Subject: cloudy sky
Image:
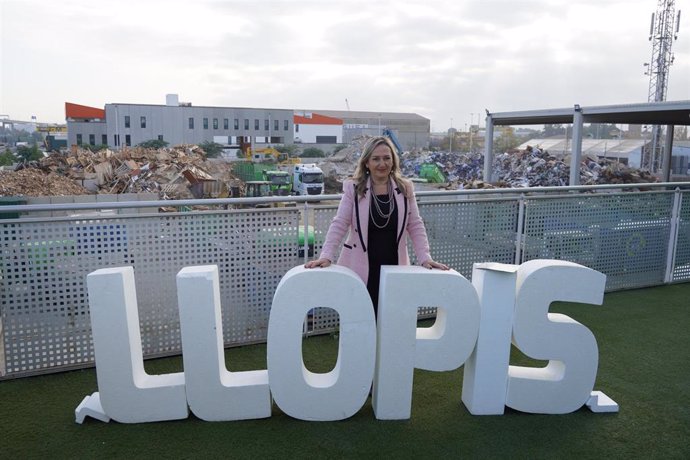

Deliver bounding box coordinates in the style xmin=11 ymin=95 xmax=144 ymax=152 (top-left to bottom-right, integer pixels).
xmin=1 ymin=0 xmax=689 ymax=131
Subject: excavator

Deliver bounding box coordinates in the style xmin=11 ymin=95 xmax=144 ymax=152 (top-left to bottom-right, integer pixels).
xmin=382 ymin=128 xmax=404 ymax=155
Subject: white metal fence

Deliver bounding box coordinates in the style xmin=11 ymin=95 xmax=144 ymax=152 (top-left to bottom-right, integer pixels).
xmin=1 ymin=183 xmax=689 ymax=378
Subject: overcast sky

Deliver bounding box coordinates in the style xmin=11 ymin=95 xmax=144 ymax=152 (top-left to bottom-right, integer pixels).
xmin=1 ymin=0 xmax=689 ymax=131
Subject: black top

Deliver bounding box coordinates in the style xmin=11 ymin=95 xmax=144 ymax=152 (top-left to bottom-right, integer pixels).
xmin=367 ymin=194 xmax=398 ymax=313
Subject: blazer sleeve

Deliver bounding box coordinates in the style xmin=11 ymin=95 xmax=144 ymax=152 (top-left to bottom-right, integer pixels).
xmin=405 ymin=184 xmax=432 ymax=265
xmin=318 ymin=180 xmax=355 ymax=262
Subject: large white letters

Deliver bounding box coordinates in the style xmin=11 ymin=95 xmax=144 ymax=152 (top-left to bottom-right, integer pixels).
xmin=462 ymin=263 xmax=518 ymax=415
xmin=77 ymin=260 xmax=617 ymax=424
xmin=506 ymin=260 xmax=606 ymax=414
xmin=83 ymin=267 xmax=188 ymax=423
xmin=267 ymin=266 xmax=376 ymax=421
xmin=374 ymin=266 xmax=480 ymax=420
xmin=177 ymin=265 xmax=271 ymax=421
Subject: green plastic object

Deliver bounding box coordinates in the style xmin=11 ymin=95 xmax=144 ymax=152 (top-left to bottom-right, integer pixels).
xmin=419 ymin=164 xmax=446 ymax=183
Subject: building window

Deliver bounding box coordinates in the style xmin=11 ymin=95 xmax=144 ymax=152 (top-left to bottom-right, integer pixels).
xmin=213 ymin=118 xmax=218 ymax=129
xmin=203 ymin=118 xmax=209 ymax=129
xmin=124 ymin=115 xmax=130 ymax=128
xmin=234 ymin=119 xmax=239 ymax=130
xmin=274 ymin=119 xmax=279 ymax=131
xmin=254 ymin=119 xmax=259 ymax=130
xmin=264 ymin=119 xmax=269 ymax=130
xmin=125 ymin=134 xmax=131 ymax=146
xmin=295 ymin=124 xmax=299 ymax=133
xmin=189 ymin=117 xmax=194 ymax=129
xmin=76 ymin=134 xmax=82 ymax=145
xmin=244 ymin=119 xmax=249 ymax=130
xmin=89 ymin=134 xmax=95 ymax=145
xmin=284 ymin=120 xmax=289 ymax=131
xmin=102 ymin=134 xmax=108 ymax=145
xmin=114 ymin=134 xmax=120 ymax=146
xmin=140 ymin=116 xmax=146 ymax=128
xmin=158 ymin=135 xmax=163 ymax=141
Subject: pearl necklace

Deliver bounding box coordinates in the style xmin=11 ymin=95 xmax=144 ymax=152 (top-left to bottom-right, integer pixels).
xmin=370 ymin=181 xmax=395 ymax=229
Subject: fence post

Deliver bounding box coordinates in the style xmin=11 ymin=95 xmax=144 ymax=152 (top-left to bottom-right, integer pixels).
xmin=664 ymin=188 xmax=682 ymax=283
xmin=514 ymin=194 xmax=526 ymax=264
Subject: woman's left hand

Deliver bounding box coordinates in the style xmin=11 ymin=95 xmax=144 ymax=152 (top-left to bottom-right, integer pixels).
xmin=421 ymin=260 xmax=449 ymax=270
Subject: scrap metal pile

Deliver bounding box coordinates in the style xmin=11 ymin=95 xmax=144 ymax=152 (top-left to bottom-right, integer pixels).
xmin=0 ymin=145 xmax=242 ymax=198
xmin=318 ymin=136 xmax=658 ymax=191
xmin=1 ymin=138 xmax=658 ymax=198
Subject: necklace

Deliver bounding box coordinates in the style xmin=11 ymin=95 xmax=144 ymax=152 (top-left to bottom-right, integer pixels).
xmin=370 ymin=181 xmax=395 ymax=229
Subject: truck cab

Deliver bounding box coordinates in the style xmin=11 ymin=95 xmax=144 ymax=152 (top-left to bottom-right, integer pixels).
xmin=292 ymin=163 xmax=324 ymax=196
xmin=263 ymin=170 xmax=292 ymax=196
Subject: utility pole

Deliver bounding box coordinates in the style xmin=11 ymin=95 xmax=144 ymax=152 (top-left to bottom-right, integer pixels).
xmin=643 ymin=0 xmax=681 ymax=171
xmin=449 ymin=118 xmax=453 ymax=154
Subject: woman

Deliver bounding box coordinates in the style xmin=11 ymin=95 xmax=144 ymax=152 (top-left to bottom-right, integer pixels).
xmin=305 ymin=136 xmax=448 ymax=313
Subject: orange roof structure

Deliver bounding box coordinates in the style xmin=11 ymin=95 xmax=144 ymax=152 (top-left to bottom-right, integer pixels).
xmin=294 ymin=113 xmax=342 ymax=125
xmin=65 ymin=102 xmax=105 ymax=120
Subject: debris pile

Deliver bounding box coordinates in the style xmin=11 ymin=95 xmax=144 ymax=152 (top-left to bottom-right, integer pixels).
xmin=318 ymin=135 xmax=659 ymax=191
xmin=492 ymin=150 xmax=658 ymax=188
xmin=1 ymin=146 xmax=243 ymax=199
xmin=0 ymin=168 xmax=89 ymax=197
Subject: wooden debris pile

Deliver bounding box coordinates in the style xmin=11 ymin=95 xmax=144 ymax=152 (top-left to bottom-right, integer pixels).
xmin=1 ymin=145 xmax=243 ymax=199
xmin=0 ymin=168 xmax=89 ymax=197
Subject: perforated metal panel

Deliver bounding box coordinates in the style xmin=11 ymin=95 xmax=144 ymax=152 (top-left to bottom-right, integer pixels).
xmin=417 ymin=199 xmax=519 ymax=277
xmin=672 ymin=191 xmax=690 ymax=281
xmin=1 ymin=188 xmax=688 ymax=378
xmin=522 ymin=192 xmax=674 ymax=291
xmin=307 ymin=205 xmax=341 ymax=333
xmin=1 ymin=219 xmax=131 ymax=374
xmin=0 ymin=208 xmax=300 ymax=375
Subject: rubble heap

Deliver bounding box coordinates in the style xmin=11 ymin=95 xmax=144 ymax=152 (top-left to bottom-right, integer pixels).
xmin=492 ymin=149 xmax=658 ymax=188
xmin=1 ymin=145 xmax=242 ymax=199
xmin=0 ymin=168 xmax=89 ymax=197
xmin=321 ymin=136 xmax=657 ymax=190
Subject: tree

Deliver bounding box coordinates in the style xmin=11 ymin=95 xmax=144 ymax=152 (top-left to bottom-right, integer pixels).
xmin=543 ymin=124 xmax=565 ymax=137
xmin=0 ymin=148 xmax=16 ymax=166
xmin=299 ymin=147 xmax=325 ymax=158
xmin=137 ymin=139 xmax=169 ymax=149
xmin=199 ymin=141 xmax=223 ymax=158
xmin=16 ymin=144 xmax=43 ymax=161
xmin=494 ymin=127 xmax=522 ymax=153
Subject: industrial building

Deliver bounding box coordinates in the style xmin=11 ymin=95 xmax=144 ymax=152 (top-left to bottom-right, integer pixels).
xmin=310 ymin=109 xmax=430 ymax=151
xmin=66 ymin=95 xmax=431 ymax=152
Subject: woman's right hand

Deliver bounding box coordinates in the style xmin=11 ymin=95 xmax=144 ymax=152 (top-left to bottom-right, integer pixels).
xmin=304 ymin=258 xmax=332 ymax=269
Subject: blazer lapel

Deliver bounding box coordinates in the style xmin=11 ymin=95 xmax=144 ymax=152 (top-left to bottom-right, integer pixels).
xmin=356 ymin=179 xmax=371 ymax=252
xmin=394 ymin=180 xmax=407 ymax=245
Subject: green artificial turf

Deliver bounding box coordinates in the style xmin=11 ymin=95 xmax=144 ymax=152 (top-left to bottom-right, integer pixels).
xmin=1 ymin=283 xmax=689 ymax=459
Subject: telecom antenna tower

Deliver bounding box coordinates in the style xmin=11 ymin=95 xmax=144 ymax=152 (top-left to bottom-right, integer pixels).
xmin=644 ymin=0 xmax=681 ymax=171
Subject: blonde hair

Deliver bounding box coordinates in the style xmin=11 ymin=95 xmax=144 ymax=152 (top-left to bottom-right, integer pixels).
xmin=353 ymin=136 xmax=410 ymax=198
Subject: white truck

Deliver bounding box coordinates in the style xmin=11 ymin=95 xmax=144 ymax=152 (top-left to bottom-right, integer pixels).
xmin=291 ymin=163 xmax=324 ymax=196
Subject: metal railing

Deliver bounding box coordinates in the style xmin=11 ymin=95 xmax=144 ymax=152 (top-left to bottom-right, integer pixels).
xmin=1 ymin=182 xmax=689 ymax=378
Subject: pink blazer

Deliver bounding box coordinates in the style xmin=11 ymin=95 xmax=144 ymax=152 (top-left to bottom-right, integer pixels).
xmin=319 ymin=177 xmax=432 ymax=284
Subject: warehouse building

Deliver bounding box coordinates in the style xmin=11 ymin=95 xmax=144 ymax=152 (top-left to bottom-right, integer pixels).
xmin=67 ymin=95 xmax=294 ymax=149
xmin=67 ymin=95 xmax=431 ymax=152
xmin=308 ymin=109 xmax=430 ymax=151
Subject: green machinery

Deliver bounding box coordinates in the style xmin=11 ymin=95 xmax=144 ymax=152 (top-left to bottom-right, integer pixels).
xmin=419 ymin=163 xmax=446 ymax=183
xmin=262 ymin=170 xmax=292 ymax=196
